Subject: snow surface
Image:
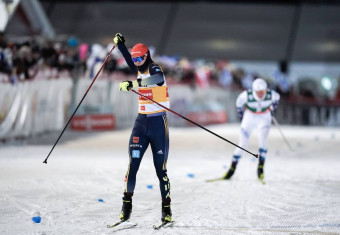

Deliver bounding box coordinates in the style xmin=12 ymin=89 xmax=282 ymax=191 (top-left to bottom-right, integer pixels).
xmin=1 ymin=124 xmax=340 ymax=235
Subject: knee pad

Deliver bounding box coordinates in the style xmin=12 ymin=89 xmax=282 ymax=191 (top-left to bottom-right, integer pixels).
xmin=232 ymin=155 xmax=241 ymax=163
xmin=259 ymin=148 xmax=267 ymax=162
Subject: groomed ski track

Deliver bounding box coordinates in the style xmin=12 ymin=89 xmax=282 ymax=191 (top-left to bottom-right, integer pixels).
xmin=1 ymin=124 xmax=339 ymax=234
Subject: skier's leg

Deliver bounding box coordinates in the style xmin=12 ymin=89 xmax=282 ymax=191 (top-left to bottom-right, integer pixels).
xmin=224 ymin=112 xmax=255 ymax=179
xmin=149 ymin=113 xmax=172 ymax=222
xmin=257 ymin=117 xmax=271 ymax=180
xmin=120 ymin=115 xmax=149 ymax=221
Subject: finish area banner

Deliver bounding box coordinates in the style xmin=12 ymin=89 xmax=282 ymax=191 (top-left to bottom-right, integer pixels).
xmin=71 ymin=114 xmax=115 ymax=131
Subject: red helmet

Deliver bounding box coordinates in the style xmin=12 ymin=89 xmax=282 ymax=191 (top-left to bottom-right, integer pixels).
xmin=131 ymin=43 xmax=148 ymax=57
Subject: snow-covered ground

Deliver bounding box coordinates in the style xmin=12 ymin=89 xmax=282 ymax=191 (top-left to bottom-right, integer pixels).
xmin=1 ymin=124 xmax=340 ymax=234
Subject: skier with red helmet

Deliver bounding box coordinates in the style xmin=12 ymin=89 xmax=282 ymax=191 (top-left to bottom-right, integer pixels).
xmin=112 ymin=33 xmax=172 ymax=226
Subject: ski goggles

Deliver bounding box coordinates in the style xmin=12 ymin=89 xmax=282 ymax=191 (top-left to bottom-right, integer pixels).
xmin=132 ymin=54 xmax=146 ymax=63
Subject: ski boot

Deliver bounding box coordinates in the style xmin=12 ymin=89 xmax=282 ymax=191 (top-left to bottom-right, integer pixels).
xmin=222 ymin=161 xmax=238 ymax=180
xmin=257 ymin=159 xmax=265 ymax=184
xmin=161 ymin=198 xmax=172 ymax=223
xmin=119 ymin=193 xmax=133 ymax=221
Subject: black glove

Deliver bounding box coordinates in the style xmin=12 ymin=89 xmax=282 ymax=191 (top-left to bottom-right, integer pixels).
xmin=271 ymin=101 xmax=279 ymax=115
xmin=237 ymin=107 xmax=244 ymax=121
xmin=113 ymin=33 xmax=125 ymax=45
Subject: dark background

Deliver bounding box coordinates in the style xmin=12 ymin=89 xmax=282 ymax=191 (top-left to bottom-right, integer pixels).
xmin=6 ymin=0 xmax=340 ymax=63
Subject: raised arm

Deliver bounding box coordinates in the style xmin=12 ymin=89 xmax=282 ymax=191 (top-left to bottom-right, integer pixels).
xmin=113 ymin=33 xmax=138 ymax=74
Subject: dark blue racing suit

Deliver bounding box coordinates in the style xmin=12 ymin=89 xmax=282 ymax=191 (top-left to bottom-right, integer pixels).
xmin=117 ymin=43 xmax=171 ymax=201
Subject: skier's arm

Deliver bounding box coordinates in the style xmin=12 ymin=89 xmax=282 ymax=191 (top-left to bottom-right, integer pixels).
xmin=235 ymin=91 xmax=247 ymax=120
xmin=271 ymin=90 xmax=280 ymax=114
xmin=143 ymin=64 xmax=165 ymax=86
xmin=118 ymin=73 xmax=164 ymax=91
xmin=113 ymin=33 xmax=138 ymax=74
xmin=139 ymin=73 xmax=164 ymax=86
xmin=125 ymin=63 xmax=165 ymax=87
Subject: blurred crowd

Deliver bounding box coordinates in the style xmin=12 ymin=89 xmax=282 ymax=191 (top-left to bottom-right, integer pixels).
xmin=0 ymin=34 xmax=288 ymax=91
xmin=0 ymin=33 xmax=86 ymax=82
xmin=1 ymin=33 xmax=340 ymax=103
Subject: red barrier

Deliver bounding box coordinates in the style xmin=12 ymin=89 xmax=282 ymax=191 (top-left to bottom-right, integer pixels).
xmin=71 ymin=114 xmax=115 ymax=131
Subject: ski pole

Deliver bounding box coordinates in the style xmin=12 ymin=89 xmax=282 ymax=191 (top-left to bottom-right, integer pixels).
xmin=272 ymin=116 xmax=294 ymax=152
xmin=43 ymin=45 xmax=116 ymax=164
xmin=130 ymin=89 xmax=258 ymax=158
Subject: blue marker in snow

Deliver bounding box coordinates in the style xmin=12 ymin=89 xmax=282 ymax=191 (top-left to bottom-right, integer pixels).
xmin=187 ymin=173 xmax=195 ymax=178
xmin=32 ymin=216 xmax=41 ymax=223
xmin=32 ymin=211 xmax=41 ymax=223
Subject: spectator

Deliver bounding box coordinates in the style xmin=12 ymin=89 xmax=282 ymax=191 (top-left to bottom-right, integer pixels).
xmin=0 ymin=32 xmax=7 ymax=48
xmin=86 ymin=44 xmax=105 ymax=79
xmin=0 ymin=43 xmax=12 ymax=76
xmin=41 ymin=41 xmax=58 ymax=68
xmin=335 ymin=76 xmax=340 ymax=102
xmin=12 ymin=45 xmax=33 ymax=80
xmin=273 ymin=69 xmax=290 ymax=98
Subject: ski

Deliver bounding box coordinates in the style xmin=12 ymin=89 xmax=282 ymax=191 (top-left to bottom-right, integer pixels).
xmin=206 ymin=177 xmax=225 ymax=182
xmin=107 ymin=221 xmax=123 ymax=228
xmin=153 ymin=221 xmax=175 ymax=230
xmin=107 ymin=220 xmax=137 ymax=229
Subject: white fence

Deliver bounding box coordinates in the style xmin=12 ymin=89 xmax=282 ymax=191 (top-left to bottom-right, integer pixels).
xmin=0 ymin=79 xmax=72 ymax=140
xmin=0 ymin=78 xmax=234 ymax=140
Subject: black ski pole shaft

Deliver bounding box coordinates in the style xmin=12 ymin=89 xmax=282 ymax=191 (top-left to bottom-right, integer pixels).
xmin=130 ymin=89 xmax=258 ymax=158
xmin=272 ymin=115 xmax=294 ymax=152
xmin=43 ymin=45 xmax=116 ymax=164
